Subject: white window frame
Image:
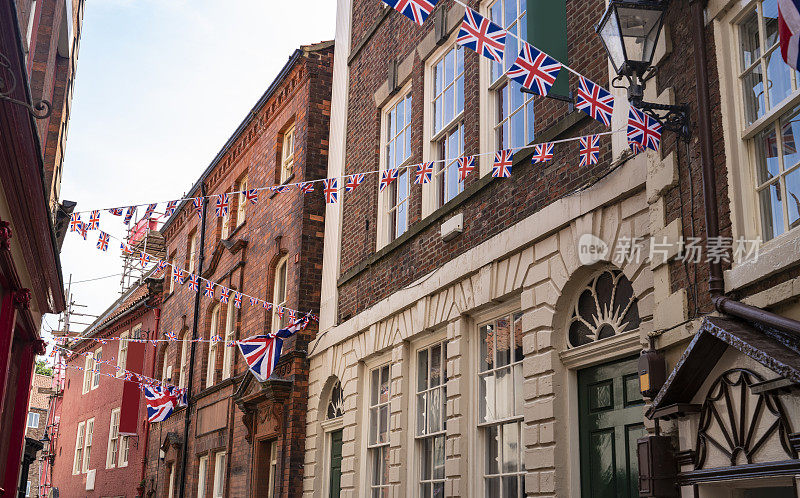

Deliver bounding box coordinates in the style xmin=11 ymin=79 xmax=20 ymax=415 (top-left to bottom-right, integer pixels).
xmin=221 ymin=192 xmax=230 ymax=240
xmin=213 ymin=451 xmax=227 ymax=498
xmin=237 ymin=176 xmax=248 ymax=228
xmin=82 ymin=355 xmax=92 ymax=394
xmin=206 ymin=305 xmax=220 ymax=388
xmin=423 ymin=40 xmax=466 ymax=217
xmin=272 ymin=256 xmax=289 ymax=332
xmin=168 ymin=256 xmax=176 ymax=294
xmin=167 ymin=464 xmax=176 ymax=498
xmin=365 ymin=362 xmax=392 ymax=497
xmin=83 ymin=417 xmax=94 ymax=473
xmin=475 ymin=311 xmax=525 ymax=498
xmin=281 ymin=125 xmax=296 ymax=184
xmin=267 ymin=440 xmax=278 ymax=498
xmin=91 ymin=348 xmax=102 ymax=390
xmin=222 ymin=302 xmax=236 ymax=380
xmin=179 ymin=332 xmax=190 ymax=389
xmin=117 ymin=330 xmax=129 ymax=378
xmin=188 ymin=231 xmax=197 ymax=273
xmin=106 ymin=408 xmax=120 ymax=469
xmin=27 ymin=411 xmax=39 ymax=428
xmin=412 ymin=336 xmax=448 ymax=498
xmin=377 ymin=86 xmax=413 ymax=249
xmin=25 ymin=480 xmax=31 ymax=497
xmin=73 ymin=421 xmax=85 ymax=474
xmin=198 ymin=454 xmax=209 ymax=498
xmin=161 ymin=346 xmax=170 ymax=382
xmin=119 ymin=431 xmax=130 ymax=468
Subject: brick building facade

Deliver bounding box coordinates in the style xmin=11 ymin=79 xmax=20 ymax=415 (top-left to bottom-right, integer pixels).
xmin=143 ymin=41 xmax=332 ymax=498
xmin=305 ymin=1 xmax=800 ymax=497
xmin=23 ymin=373 xmax=52 ymax=497
xmin=50 ymin=278 xmax=161 ymax=497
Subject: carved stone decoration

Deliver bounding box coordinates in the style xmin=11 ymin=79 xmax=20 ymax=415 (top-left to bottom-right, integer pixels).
xmin=695 ymin=369 xmax=797 ymax=469
xmin=327 ymin=380 xmax=344 ymax=419
xmin=567 ymin=269 xmax=641 ymax=348
xmin=241 ymin=410 xmax=255 ymax=443
xmin=0 ymin=220 xmax=11 ymax=250
xmin=13 ymin=288 xmax=31 ymax=311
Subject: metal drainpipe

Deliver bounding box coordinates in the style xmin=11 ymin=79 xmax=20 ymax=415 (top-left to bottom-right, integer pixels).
xmin=690 ymin=0 xmax=800 ymax=336
xmin=139 ymin=306 xmax=161 ymax=496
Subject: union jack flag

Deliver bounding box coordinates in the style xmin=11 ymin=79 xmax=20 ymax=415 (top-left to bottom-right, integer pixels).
xmin=249 ymin=296 xmax=258 ymax=306
xmin=457 ymin=8 xmax=506 ymax=63
xmin=380 ymin=168 xmax=398 ymax=192
xmin=382 ymin=0 xmax=438 ymax=26
xmin=97 ymin=338 xmax=108 ymax=345
xmin=245 ymin=189 xmax=259 ymax=204
xmin=88 ymin=210 xmax=101 ymax=230
xmin=300 ymin=182 xmax=315 ymax=194
xmin=234 ymin=292 xmax=242 ymax=309
xmin=172 ymin=267 xmax=185 ymax=285
xmin=108 ymin=208 xmax=124 ymax=216
xmin=629 ymin=141 xmax=645 ymax=155
xmin=492 ymin=149 xmax=514 ymax=178
xmin=143 ymin=203 xmax=157 ymax=220
xmin=69 ymin=213 xmax=81 ymax=232
xmin=124 ymin=206 xmax=136 ymax=225
xmin=415 ymin=162 xmax=434 ymax=185
xmin=628 ymin=106 xmax=661 ymax=151
xmin=188 ymin=274 xmax=199 ymax=292
xmin=216 ymin=193 xmax=229 ymax=217
xmin=288 ymin=309 xmax=297 ymax=323
xmin=164 ymin=200 xmax=178 ymax=217
xmin=457 ymin=156 xmax=475 ymax=182
xmin=531 ymin=143 xmax=554 ymax=163
xmin=156 ymin=259 xmax=169 ymax=272
xmin=276 ymin=306 xmax=285 ymax=319
xmin=508 ymin=43 xmax=562 ymax=96
xmin=579 ymin=135 xmax=601 ymax=167
xmin=323 ymin=179 xmax=339 ymax=204
xmin=275 ymin=185 xmax=292 ymax=194
xmin=220 ymin=287 xmax=230 ymax=304
xmin=263 ymin=301 xmax=271 ymax=311
xmin=144 ymin=384 xmax=184 ymax=422
xmin=237 ymin=316 xmax=309 ymax=382
xmin=576 ymin=76 xmax=615 ymax=127
xmin=204 ymin=281 xmax=215 ymax=298
xmin=193 ymin=197 xmax=203 ymax=219
xmin=345 ymin=174 xmax=365 ymax=192
xmin=139 ymin=252 xmax=150 ymax=267
xmin=165 ymin=331 xmax=178 ymax=341
xmin=97 ymin=231 xmax=110 ymax=251
xmin=211 ymin=334 xmax=222 ymax=343
xmin=123 ymin=371 xmax=134 ymax=382
xmin=77 ymin=222 xmax=88 ymax=240
xmin=226 ymin=341 xmax=237 ymax=348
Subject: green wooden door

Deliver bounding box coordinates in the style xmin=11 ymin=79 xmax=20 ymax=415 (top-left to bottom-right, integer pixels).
xmin=328 ymin=429 xmax=343 ymax=498
xmin=578 ymin=356 xmax=646 ymax=498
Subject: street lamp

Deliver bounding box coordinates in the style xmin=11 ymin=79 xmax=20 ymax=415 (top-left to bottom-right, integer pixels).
xmin=596 ymin=0 xmax=690 ymax=140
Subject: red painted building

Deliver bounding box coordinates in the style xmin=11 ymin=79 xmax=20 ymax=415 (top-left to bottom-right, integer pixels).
xmin=49 ymin=277 xmax=162 ymax=497
xmin=0 ymin=0 xmax=85 ymax=494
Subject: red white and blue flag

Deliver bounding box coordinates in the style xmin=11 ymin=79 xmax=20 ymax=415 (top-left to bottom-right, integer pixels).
xmin=220 ymin=287 xmax=230 ymax=304
xmin=144 ymin=385 xmax=185 ymax=423
xmin=124 ymin=206 xmax=136 ymax=225
xmin=245 ymin=189 xmax=259 ymax=204
xmin=193 ymin=197 xmax=203 ymax=219
xmin=188 ymin=274 xmax=199 ymax=292
xmin=143 ymin=203 xmax=157 ymax=220
xmin=457 ymin=8 xmax=506 ymax=64
xmin=508 ymin=43 xmax=562 ymax=96
xmin=204 ymin=281 xmax=215 ymax=298
xmin=97 ymin=231 xmax=110 ymax=252
xmin=216 ymin=193 xmax=229 ymax=217
xmin=249 ymin=296 xmax=258 ymax=307
xmin=108 ymin=208 xmax=124 ymax=216
xmin=380 ymin=168 xmax=398 ymax=192
xmin=263 ymin=301 xmax=272 ymax=311
xmin=164 ymin=200 xmax=178 ymax=218
xmin=576 ymin=76 xmax=615 ymax=127
xmin=173 ymin=267 xmax=185 ymax=285
xmin=531 ymin=143 xmax=555 ymax=164
xmin=492 ymin=149 xmax=514 ymax=178
xmin=780 ymin=0 xmax=800 ymax=71
xmin=88 ymin=210 xmax=101 ymax=230
xmin=139 ymin=252 xmax=150 ymax=267
xmin=77 ymin=222 xmax=88 ymax=240
xmin=415 ymin=162 xmax=434 ymax=184
xmin=627 ymin=106 xmax=662 ymax=151
xmin=579 ymin=135 xmax=600 ymax=167
xmin=165 ymin=331 xmax=178 ymax=341
xmin=457 ymin=156 xmax=475 ymax=182
xmin=69 ymin=213 xmax=81 ymax=232
xmin=345 ymin=174 xmax=365 ymax=192
xmin=234 ymin=292 xmax=242 ymax=309
xmin=323 ymin=179 xmax=339 ymax=204
xmin=300 ymin=182 xmax=315 ymax=194
xmin=382 ymin=0 xmax=438 ymax=26
xmin=237 ymin=316 xmax=309 ymax=382
xmin=156 ymin=259 xmax=169 ymax=272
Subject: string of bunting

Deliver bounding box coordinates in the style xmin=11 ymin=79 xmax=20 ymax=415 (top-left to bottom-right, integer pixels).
xmin=66 ymin=3 xmax=659 ymax=220
xmin=67 ymin=224 xmax=317 ymax=324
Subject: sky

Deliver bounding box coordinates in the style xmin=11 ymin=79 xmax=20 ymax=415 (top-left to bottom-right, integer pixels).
xmin=44 ymin=0 xmax=337 ymax=342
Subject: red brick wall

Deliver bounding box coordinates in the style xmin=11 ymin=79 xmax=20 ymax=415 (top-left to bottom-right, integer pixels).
xmin=143 ymin=45 xmax=332 ymax=498
xmin=51 ymin=303 xmax=159 ymax=497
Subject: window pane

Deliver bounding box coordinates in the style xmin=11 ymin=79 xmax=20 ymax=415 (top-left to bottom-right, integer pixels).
xmin=479 ymin=373 xmax=491 ymax=423
xmin=417 ymin=393 xmax=427 ymax=436
xmin=428 ymin=388 xmax=441 ymax=433
xmin=502 ymin=476 xmax=519 ymax=498
xmin=739 ymin=9 xmax=760 ymax=68
xmin=785 ymin=167 xmax=800 ymax=229
xmin=421 ymin=439 xmax=432 ymax=480
xmin=496 ymin=367 xmax=514 ymax=419
xmin=480 ymin=325 xmax=493 ymax=372
xmin=485 ymin=425 xmax=500 ymax=474
xmin=504 ymin=0 xmax=517 ymax=29
xmin=485 ymin=477 xmax=501 ymax=498
xmin=496 ymin=317 xmax=511 ymax=367
xmin=756 ymin=125 xmax=780 ymax=184
xmin=433 ymin=482 xmax=444 ymax=498
xmin=767 ymin=48 xmax=792 ymax=108
xmin=378 ymin=405 xmax=389 ymax=443
xmin=502 ymin=423 xmax=519 ymax=473
xmin=513 ymin=313 xmax=524 ymax=362
xmin=371 ymin=369 xmax=380 ymax=405
xmin=430 ymin=344 xmax=442 ymax=387
xmin=781 ymin=108 xmax=800 ymax=169
xmin=418 ymin=349 xmax=429 ymax=392
xmin=742 ymin=65 xmax=766 ymax=125
xmin=380 ymin=366 xmax=390 ymax=403
xmin=764 ymin=0 xmax=780 ymax=49
xmin=433 ymin=435 xmax=445 ymax=480
xmin=369 ymin=407 xmax=378 ymax=444
xmin=760 ymin=182 xmax=785 ymax=240
xmin=444 ymin=86 xmax=454 ymax=126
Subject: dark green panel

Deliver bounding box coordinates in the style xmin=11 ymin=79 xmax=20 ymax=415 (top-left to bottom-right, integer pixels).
xmin=526 ymin=0 xmax=569 ymax=98
xmin=589 ymin=428 xmax=617 ymax=498
xmin=329 ymin=429 xmax=343 ymax=498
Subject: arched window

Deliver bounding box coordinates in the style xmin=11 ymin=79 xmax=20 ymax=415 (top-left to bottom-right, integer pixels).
xmin=178 ymin=330 xmax=190 ymax=388
xmin=326 ymin=380 xmax=344 ymax=419
xmin=567 ymin=269 xmax=641 ymax=348
xmin=206 ymin=305 xmax=220 ymax=388
xmin=271 ymin=256 xmax=289 ymax=332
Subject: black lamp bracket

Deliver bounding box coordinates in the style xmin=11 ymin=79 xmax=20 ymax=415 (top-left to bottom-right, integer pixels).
xmin=0 ymin=51 xmax=51 ymax=119
xmin=613 ymin=72 xmax=691 ymax=142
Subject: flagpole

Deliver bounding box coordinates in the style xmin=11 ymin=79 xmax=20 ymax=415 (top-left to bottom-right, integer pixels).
xmin=178 ymin=181 xmax=207 ymax=497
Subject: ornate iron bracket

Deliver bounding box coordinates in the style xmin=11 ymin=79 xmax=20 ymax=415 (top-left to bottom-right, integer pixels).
xmin=0 ymin=52 xmax=51 ymax=119
xmin=614 ymin=73 xmax=691 ymax=142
